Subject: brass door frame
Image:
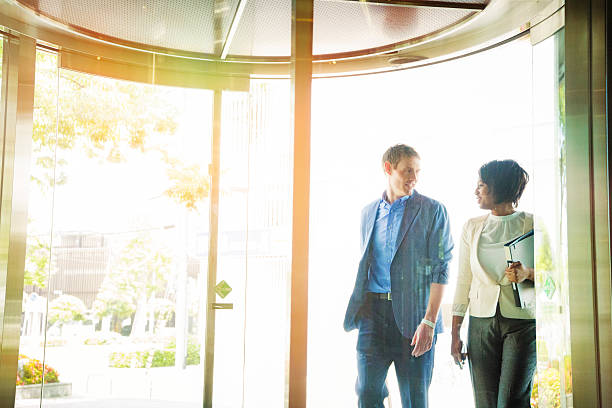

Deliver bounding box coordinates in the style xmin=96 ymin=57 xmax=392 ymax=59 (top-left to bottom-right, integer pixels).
xmin=566 ymin=0 xmax=612 ymax=407
xmin=288 ymin=1 xmax=313 ymax=406
xmin=0 ymin=33 xmax=36 ymax=408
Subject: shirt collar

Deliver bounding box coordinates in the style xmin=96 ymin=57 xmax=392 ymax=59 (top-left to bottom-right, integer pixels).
xmin=381 ymin=190 xmax=413 ymax=207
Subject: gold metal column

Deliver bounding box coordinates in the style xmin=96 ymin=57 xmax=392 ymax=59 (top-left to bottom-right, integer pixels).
xmin=0 ymin=34 xmax=36 ymax=408
xmin=203 ymin=89 xmax=222 ymax=408
xmin=565 ymin=0 xmax=612 ymax=406
xmin=288 ymin=1 xmax=313 ymax=407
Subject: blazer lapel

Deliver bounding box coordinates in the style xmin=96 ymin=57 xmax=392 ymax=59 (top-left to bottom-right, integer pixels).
xmin=471 ymin=215 xmax=499 ymax=285
xmin=360 ymin=200 xmax=379 ymax=259
xmin=392 ymin=192 xmax=422 ymax=260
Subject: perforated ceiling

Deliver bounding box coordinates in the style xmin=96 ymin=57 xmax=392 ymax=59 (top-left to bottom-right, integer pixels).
xmin=17 ymin=0 xmax=489 ymax=59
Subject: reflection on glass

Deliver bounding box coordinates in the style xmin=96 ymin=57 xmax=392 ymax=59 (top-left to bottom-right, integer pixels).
xmin=214 ymin=81 xmax=291 ymax=407
xmin=532 ymin=29 xmax=572 ymax=408
xmin=16 ymin=49 xmax=58 ymax=403
xmin=309 ymin=37 xmax=536 ymax=407
xmin=16 ymin=50 xmax=213 ymax=407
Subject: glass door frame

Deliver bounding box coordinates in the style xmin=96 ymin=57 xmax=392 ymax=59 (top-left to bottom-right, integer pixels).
xmin=3 ymin=2 xmax=611 ymax=407
xmin=0 ymin=32 xmax=36 ymax=405
xmin=565 ymin=1 xmax=612 ymax=407
xmin=531 ymin=3 xmax=612 ymax=406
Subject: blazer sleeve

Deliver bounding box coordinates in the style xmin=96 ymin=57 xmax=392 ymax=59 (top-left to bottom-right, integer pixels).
xmin=452 ymin=220 xmax=473 ymax=316
xmin=428 ymin=203 xmax=454 ymax=285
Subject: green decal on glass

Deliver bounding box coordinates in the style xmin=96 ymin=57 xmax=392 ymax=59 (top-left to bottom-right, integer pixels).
xmin=215 ymin=280 xmax=232 ymax=299
xmin=543 ymin=275 xmax=556 ymax=299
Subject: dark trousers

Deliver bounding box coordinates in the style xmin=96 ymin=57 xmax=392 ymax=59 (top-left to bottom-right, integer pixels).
xmin=356 ymin=296 xmax=436 ymax=408
xmin=468 ymin=305 xmax=536 ymax=408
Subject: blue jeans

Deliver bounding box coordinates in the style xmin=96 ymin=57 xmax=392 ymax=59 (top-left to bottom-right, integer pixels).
xmin=356 ymin=297 xmax=436 ymax=408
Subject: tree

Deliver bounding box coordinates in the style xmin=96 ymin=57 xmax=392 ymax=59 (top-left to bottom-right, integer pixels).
xmin=32 ymin=51 xmax=179 ymax=192
xmin=24 ymin=237 xmax=51 ymax=288
xmin=48 ymin=294 xmax=87 ymax=326
xmin=25 ymin=51 xmax=209 ymax=292
xmin=161 ymin=151 xmax=210 ymax=211
xmin=93 ymin=235 xmax=172 ymax=335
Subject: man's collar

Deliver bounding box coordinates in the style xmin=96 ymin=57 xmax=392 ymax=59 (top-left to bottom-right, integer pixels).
xmin=381 ymin=190 xmax=415 ymax=206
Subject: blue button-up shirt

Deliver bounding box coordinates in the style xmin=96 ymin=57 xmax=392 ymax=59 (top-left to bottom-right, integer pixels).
xmin=366 ymin=191 xmax=412 ymax=293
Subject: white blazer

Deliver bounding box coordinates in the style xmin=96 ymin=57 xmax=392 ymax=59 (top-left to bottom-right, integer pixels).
xmin=452 ymin=212 xmax=535 ymax=320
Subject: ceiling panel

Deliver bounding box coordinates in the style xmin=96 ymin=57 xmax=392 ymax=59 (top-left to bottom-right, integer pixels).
xmin=227 ymin=0 xmax=478 ymax=57
xmin=225 ymin=0 xmax=291 ymax=57
xmin=20 ymin=0 xmax=242 ymax=54
xmin=18 ymin=0 xmax=486 ymax=58
xmin=313 ymin=2 xmax=476 ymax=55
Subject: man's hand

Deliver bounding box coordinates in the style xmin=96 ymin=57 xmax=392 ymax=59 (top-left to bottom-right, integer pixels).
xmin=505 ymin=261 xmax=534 ymax=283
xmin=411 ymin=323 xmax=434 ymax=357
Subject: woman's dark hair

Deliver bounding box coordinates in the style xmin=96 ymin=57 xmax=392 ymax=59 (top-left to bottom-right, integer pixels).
xmin=478 ymin=160 xmax=529 ymax=207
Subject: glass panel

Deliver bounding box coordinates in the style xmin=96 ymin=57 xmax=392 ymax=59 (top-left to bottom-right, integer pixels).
xmin=17 ymin=53 xmax=214 ymax=407
xmin=532 ymin=29 xmax=572 ymax=408
xmin=213 ymin=80 xmax=291 ymax=407
xmin=309 ymin=37 xmax=535 ymax=407
xmin=16 ymin=48 xmax=58 ymax=406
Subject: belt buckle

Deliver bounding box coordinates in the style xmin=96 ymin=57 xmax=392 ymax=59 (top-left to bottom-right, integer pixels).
xmin=386 ymin=292 xmax=392 ymax=301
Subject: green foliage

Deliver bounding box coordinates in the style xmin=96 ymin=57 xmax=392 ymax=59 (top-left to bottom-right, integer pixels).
xmin=536 ymin=226 xmax=554 ymax=273
xmin=186 ymin=339 xmax=201 ymax=365
xmin=92 ymin=288 xmax=135 ymax=321
xmin=24 ymin=238 xmax=51 ymax=289
xmin=531 ymin=368 xmax=561 ymax=408
xmin=109 ymin=350 xmax=150 ymax=368
xmin=32 ymin=52 xmax=179 ymax=193
xmin=48 ymin=294 xmax=87 ymax=325
xmin=16 ymin=355 xmax=60 ymax=386
xmin=151 ymin=298 xmax=175 ymax=323
xmin=31 ymin=51 xmax=209 ymax=211
xmin=83 ymin=331 xmax=122 ymax=345
xmin=93 ymin=235 xmax=172 ymax=331
xmin=41 ymin=337 xmax=68 ymax=347
xmin=151 ymin=349 xmax=175 ymax=367
xmin=531 ymin=356 xmax=572 ymax=408
xmin=108 ymin=338 xmax=200 ymax=368
xmin=164 ymin=162 xmax=210 ymax=211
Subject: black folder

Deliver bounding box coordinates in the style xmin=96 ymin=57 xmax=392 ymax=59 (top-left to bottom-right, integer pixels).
xmin=504 ymin=229 xmax=535 ymax=308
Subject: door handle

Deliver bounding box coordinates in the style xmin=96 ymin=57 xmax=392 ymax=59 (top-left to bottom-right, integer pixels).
xmin=212 ymin=303 xmax=233 ymax=310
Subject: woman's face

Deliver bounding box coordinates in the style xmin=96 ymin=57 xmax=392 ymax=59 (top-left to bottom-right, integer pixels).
xmin=475 ymin=179 xmax=495 ymax=210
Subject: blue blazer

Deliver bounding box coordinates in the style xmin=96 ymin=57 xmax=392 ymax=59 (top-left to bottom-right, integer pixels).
xmin=343 ymin=190 xmax=453 ymax=338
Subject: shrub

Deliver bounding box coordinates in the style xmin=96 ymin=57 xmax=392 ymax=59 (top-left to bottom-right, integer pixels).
xmin=186 ymin=340 xmax=200 ymax=365
xmin=531 ymin=367 xmax=561 ymax=408
xmin=108 ymin=338 xmax=200 ymax=368
xmin=16 ymin=355 xmax=60 ymax=386
xmin=151 ymin=349 xmax=175 ymax=367
xmin=84 ymin=331 xmax=122 ymax=345
xmin=41 ymin=337 xmax=68 ymax=347
xmin=48 ymin=295 xmax=87 ymax=326
xmin=109 ymin=350 xmax=150 ymax=368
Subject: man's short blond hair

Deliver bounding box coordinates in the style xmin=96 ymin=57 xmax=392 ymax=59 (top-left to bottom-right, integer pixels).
xmin=382 ymin=144 xmax=420 ymax=170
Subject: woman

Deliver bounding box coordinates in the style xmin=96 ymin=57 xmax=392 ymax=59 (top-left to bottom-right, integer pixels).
xmin=450 ymin=159 xmax=536 ymax=408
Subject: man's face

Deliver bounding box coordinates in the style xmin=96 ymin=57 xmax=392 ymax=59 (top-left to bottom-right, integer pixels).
xmin=385 ymin=155 xmax=421 ymax=198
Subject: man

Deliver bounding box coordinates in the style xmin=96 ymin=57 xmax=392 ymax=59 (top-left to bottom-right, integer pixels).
xmin=344 ymin=144 xmax=453 ymax=408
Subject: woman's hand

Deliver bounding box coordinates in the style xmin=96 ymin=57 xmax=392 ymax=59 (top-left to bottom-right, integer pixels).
xmin=505 ymin=261 xmax=534 ymax=283
xmin=450 ymin=333 xmax=467 ymax=368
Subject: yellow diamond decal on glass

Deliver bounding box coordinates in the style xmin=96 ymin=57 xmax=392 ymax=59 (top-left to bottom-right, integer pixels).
xmin=215 ymin=280 xmax=232 ymax=299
